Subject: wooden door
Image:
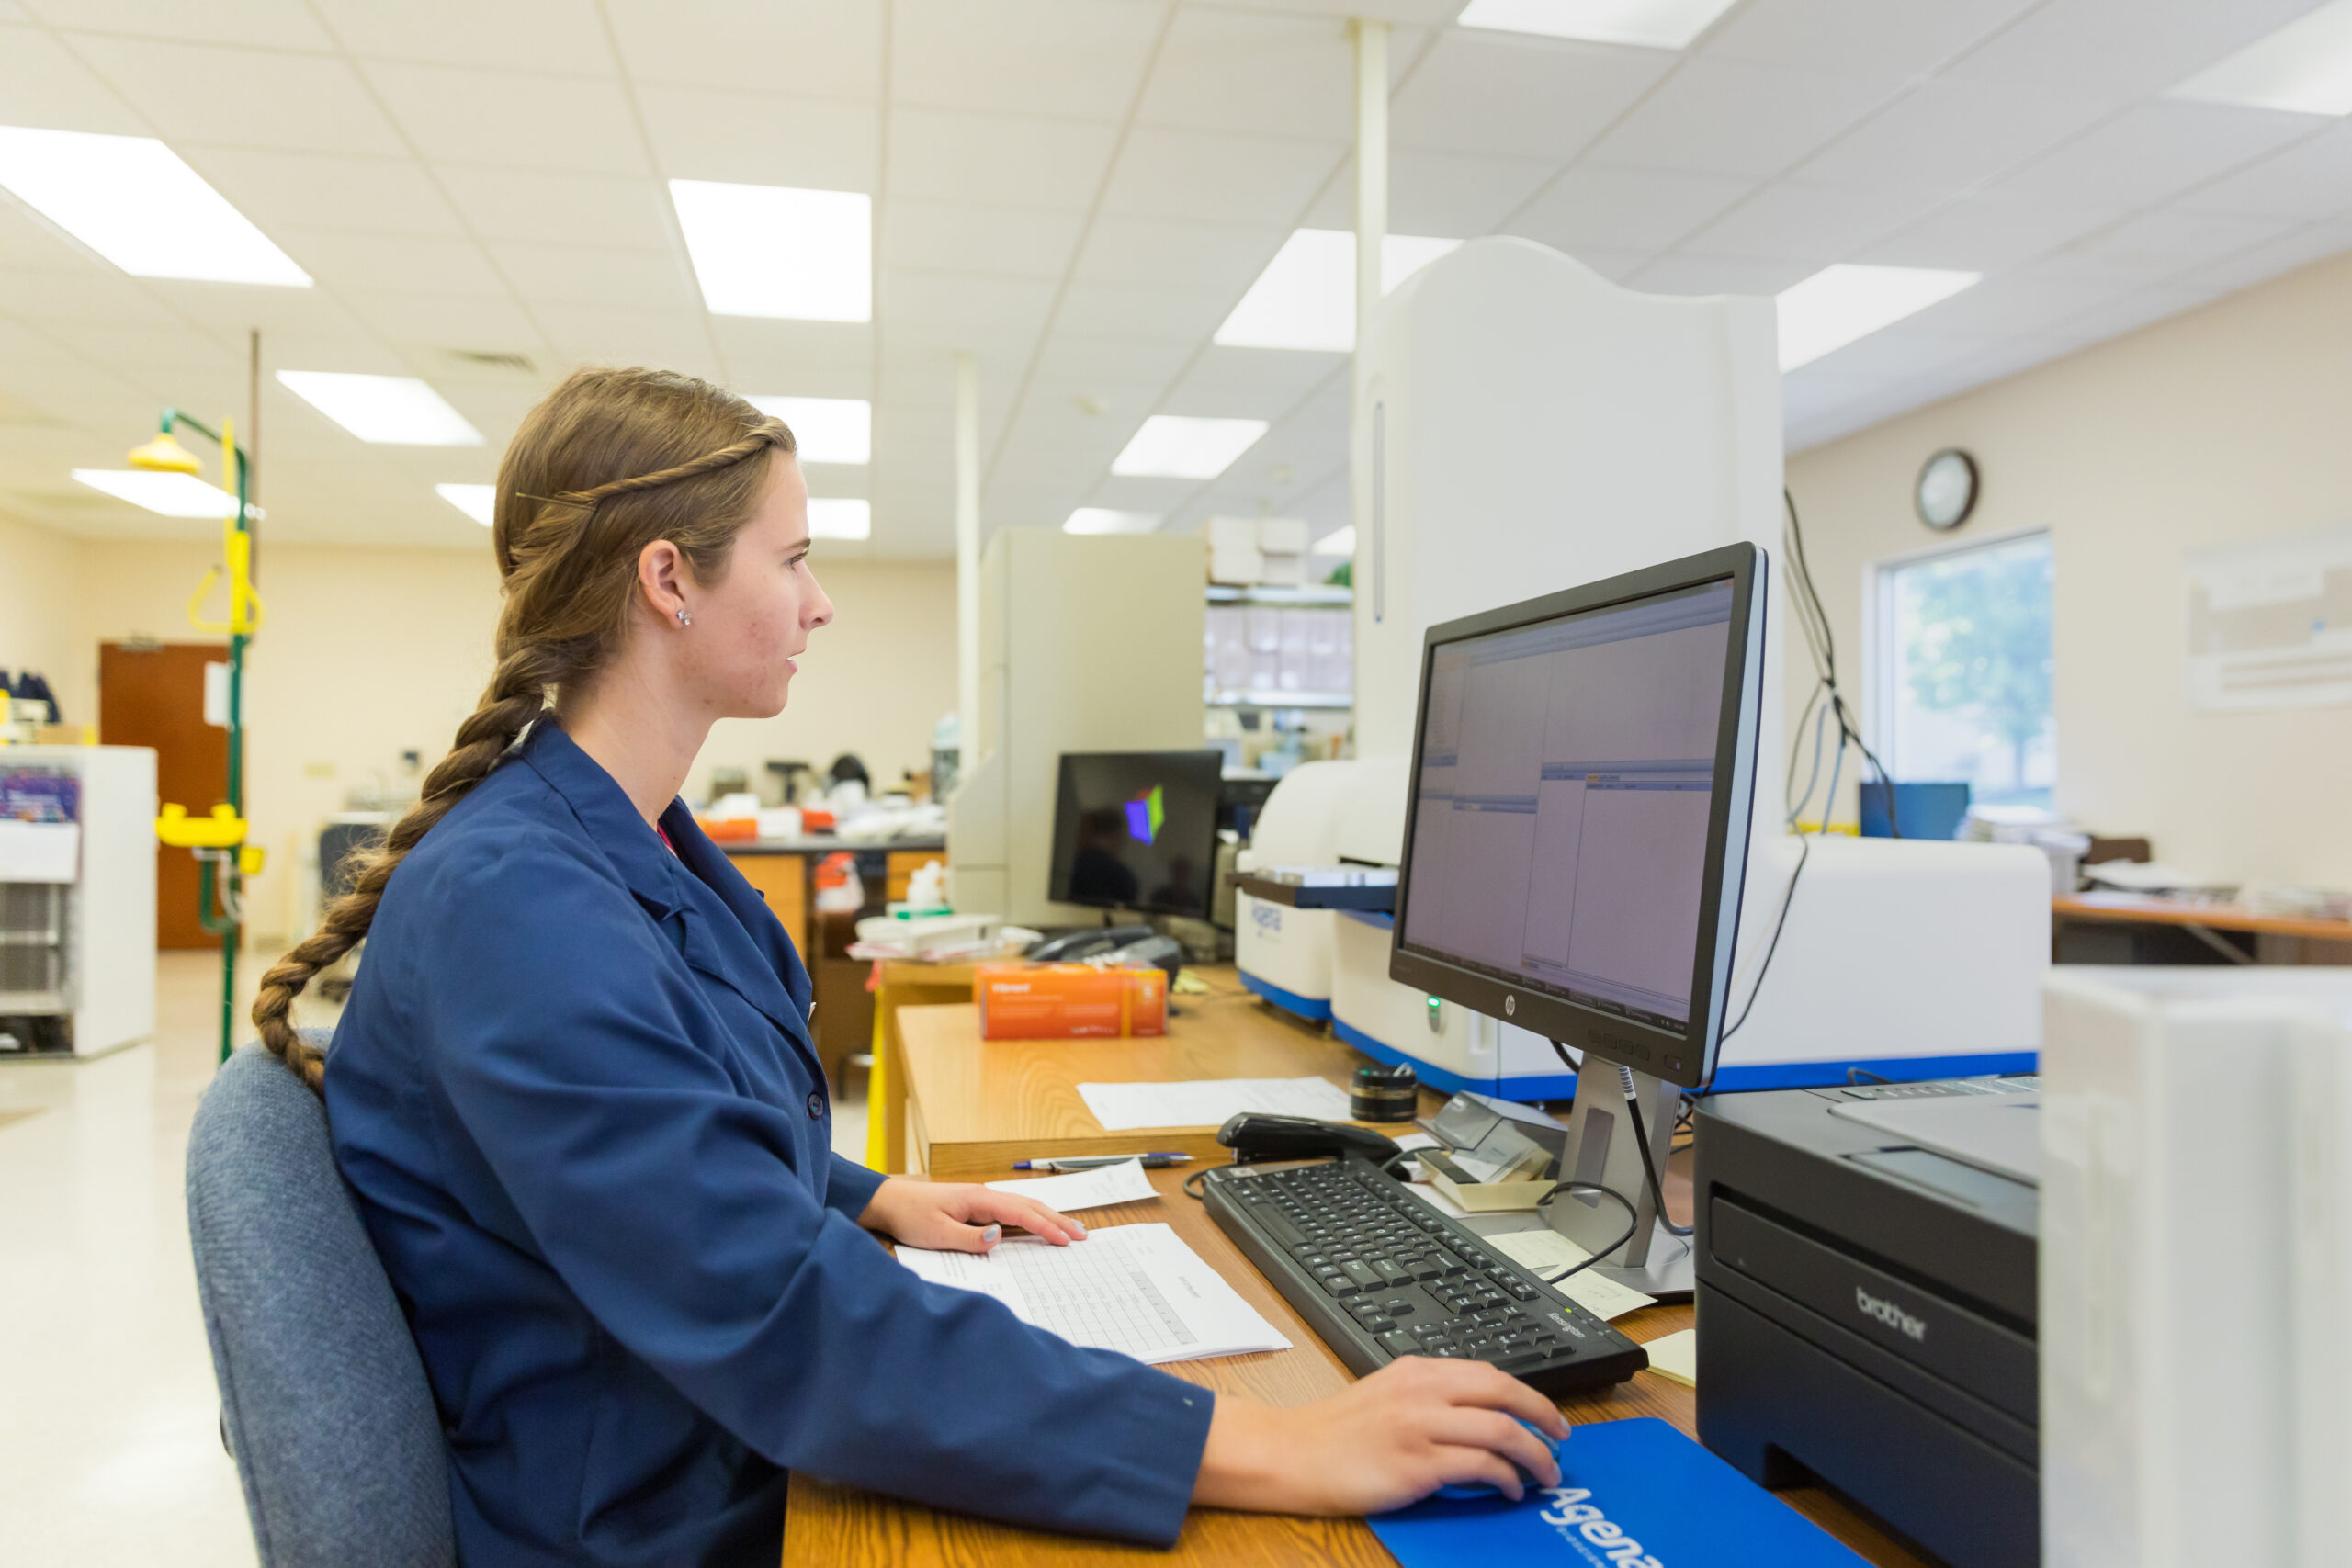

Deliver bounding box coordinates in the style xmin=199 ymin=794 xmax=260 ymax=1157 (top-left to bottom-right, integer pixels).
xmin=99 ymin=642 xmax=229 ymax=950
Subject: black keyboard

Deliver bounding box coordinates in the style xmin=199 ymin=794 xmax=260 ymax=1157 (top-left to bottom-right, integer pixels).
xmin=1202 ymin=1156 xmax=1647 ymax=1393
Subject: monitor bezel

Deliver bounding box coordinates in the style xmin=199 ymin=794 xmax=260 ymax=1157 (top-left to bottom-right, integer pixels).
xmin=1046 ymin=748 xmax=1227 ymax=919
xmin=1386 ymin=542 xmax=1766 ymax=1091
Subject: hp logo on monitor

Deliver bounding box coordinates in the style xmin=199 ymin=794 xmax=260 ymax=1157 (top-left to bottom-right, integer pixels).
xmin=1504 ymin=996 xmax=1516 ymax=1017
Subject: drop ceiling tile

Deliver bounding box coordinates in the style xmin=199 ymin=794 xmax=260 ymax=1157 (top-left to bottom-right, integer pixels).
xmin=2035 ymin=209 xmax=2298 ymax=286
xmin=888 ymin=107 xmax=1118 ymax=212
xmin=1994 ymin=101 xmax=2318 ymax=212
xmin=487 ymin=242 xmax=697 ymax=309
xmin=176 ymin=148 xmax=469 ymax=239
xmin=1685 ymin=181 xmax=1947 ymax=263
xmin=365 ymin=62 xmax=649 ymax=175
xmin=894 ymin=0 xmax=1162 ymax=120
xmin=43 ymin=320 xmax=237 ymax=374
xmin=1087 ymin=472 xmax=1209 ymax=512
xmin=0 ymin=23 xmax=145 ymax=133
xmin=1510 ymin=164 xmax=1755 ymax=254
xmin=278 ymin=231 xmax=511 ymax=296
xmin=2032 ymin=282 xmax=2215 ymax=357
xmin=635 ymin=86 xmax=876 ymax=189
xmin=1302 ymin=148 xmax=1558 ymax=234
xmin=2176 ymin=123 xmax=2352 ymax=222
xmin=1795 ymin=323 xmax=2007 ymax=381
xmin=1893 ymin=269 xmax=2116 ymax=337
xmin=1070 ymin=214 xmax=1284 ymax=291
xmin=879 ymin=270 xmax=1057 ymax=359
xmin=311 ymin=0 xmax=618 ymax=75
xmin=1392 ymin=31 xmax=1672 ymax=160
xmin=1792 ymin=75 xmax=2115 ymax=196
xmin=1626 ymin=253 xmax=1818 ymax=296
xmin=535 ymin=301 xmax=712 ymax=367
xmin=709 ymin=318 xmax=872 ymax=389
xmin=1946 ymin=0 xmax=2322 ymax=103
xmin=1699 ymin=0 xmax=2039 ymax=82
xmin=1136 ymin=8 xmax=1357 ymax=141
xmin=1584 ymin=57 xmax=1901 ymax=179
xmin=1056 ymin=279 xmax=1236 ymax=342
xmin=881 ymin=200 xmax=1084 ymax=280
xmin=159 ymin=279 xmax=383 ymax=343
xmin=1027 ymin=331 xmax=1196 ymax=390
xmin=67 ymin=36 xmax=407 ymax=154
xmin=0 ymin=202 xmax=95 ymax=271
xmin=435 ymin=167 xmax=673 ymax=246
xmin=1165 ymin=345 xmax=1342 ymax=423
xmin=2176 ymin=216 xmax=2352 ymax=298
xmin=1099 ymin=125 xmax=1342 ymax=224
xmin=1235 ymin=0 xmax=1464 ymax=23
xmin=0 ymin=263 xmax=182 ymax=325
xmin=344 ymin=290 xmax=549 ymax=353
xmin=872 ymin=345 xmax=1021 ymax=411
xmin=1860 ymin=190 xmax=2132 ymax=272
xmin=26 ymin=0 xmax=334 ymax=50
xmin=1778 ymin=363 xmax=1898 ymax=433
xmin=605 ymin=0 xmax=882 ymax=98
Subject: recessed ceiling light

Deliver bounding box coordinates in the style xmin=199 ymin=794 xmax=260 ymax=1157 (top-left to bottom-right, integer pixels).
xmin=1063 ymin=508 xmax=1162 ymax=535
xmin=74 ymin=468 xmax=253 ymax=518
xmin=1312 ymin=525 xmax=1357 ymax=557
xmin=808 ymin=498 xmax=871 ymax=540
xmin=435 ymin=483 xmax=494 ymax=525
xmin=1455 ymin=0 xmax=1740 ymax=49
xmin=1216 ymin=230 xmax=1463 ymax=353
xmin=0 ymin=126 xmax=311 ymax=287
xmin=671 ymin=179 xmax=871 ymax=322
xmin=277 ymin=371 xmax=482 ymax=446
xmin=1776 ymin=265 xmax=1980 ymax=372
xmin=1111 ymin=416 xmax=1271 ymax=480
xmin=749 ymin=395 xmax=871 ymax=464
xmin=2170 ymin=0 xmax=2352 ymax=115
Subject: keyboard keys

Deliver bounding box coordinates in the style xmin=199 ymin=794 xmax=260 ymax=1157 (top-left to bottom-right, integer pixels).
xmin=1342 ymin=1260 xmax=1382 ymax=1290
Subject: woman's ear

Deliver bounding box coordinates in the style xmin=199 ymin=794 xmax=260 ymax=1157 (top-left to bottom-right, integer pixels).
xmin=638 ymin=538 xmax=687 ymax=623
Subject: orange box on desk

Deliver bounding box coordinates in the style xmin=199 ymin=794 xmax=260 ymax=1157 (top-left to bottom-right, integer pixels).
xmin=974 ymin=964 xmax=1168 ymax=1039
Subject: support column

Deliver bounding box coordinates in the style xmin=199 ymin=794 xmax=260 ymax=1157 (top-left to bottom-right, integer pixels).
xmin=954 ymin=352 xmax=980 ymax=764
xmin=1351 ymin=18 xmax=1389 ymax=637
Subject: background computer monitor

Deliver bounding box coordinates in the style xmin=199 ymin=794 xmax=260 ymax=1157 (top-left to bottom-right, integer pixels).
xmin=1388 ymin=543 xmax=1766 ymax=1091
xmin=1048 ymin=750 xmax=1225 ymax=918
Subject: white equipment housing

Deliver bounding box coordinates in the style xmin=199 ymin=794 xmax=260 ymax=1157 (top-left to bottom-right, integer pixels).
xmin=0 ymin=745 xmax=156 ymax=1057
xmin=2039 ymin=967 xmax=2352 ymax=1568
xmin=1234 ymin=237 xmax=2048 ymax=1098
xmin=1230 ymin=760 xmax=1351 ymax=1020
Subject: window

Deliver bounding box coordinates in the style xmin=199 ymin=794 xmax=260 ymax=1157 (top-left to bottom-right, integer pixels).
xmin=1872 ymin=531 xmax=2054 ymax=809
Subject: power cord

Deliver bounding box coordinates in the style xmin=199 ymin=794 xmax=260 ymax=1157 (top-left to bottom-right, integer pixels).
xmin=1550 ymin=1040 xmax=1693 ymax=1239
xmin=1182 ymin=1168 xmax=1210 ymax=1201
xmin=1532 ymin=1181 xmax=1640 ymax=1283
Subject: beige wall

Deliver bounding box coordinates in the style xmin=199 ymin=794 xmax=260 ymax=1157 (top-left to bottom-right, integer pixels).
xmin=1787 ymin=248 xmax=2352 ymax=888
xmin=2 ymin=525 xmax=956 ymax=943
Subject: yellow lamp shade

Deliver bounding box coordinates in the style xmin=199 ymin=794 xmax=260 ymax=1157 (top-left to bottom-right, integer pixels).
xmin=128 ymin=431 xmax=202 ymax=475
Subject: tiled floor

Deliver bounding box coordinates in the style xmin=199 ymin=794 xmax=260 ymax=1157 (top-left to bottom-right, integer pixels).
xmin=0 ymin=950 xmax=869 ymax=1563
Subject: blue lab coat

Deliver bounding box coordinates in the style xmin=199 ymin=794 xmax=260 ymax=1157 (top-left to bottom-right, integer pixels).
xmin=326 ymin=722 xmax=1215 ymax=1567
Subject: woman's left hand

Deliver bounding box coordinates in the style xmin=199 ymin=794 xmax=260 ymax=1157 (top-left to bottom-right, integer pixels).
xmin=859 ymin=1177 xmax=1088 ymax=1253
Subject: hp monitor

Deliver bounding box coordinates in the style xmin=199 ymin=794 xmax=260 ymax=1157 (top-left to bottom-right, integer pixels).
xmin=1389 ymin=543 xmax=1767 ymax=1092
xmin=1047 ymin=750 xmax=1224 ymax=919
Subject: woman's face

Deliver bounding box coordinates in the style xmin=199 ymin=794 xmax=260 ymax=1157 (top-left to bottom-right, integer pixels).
xmin=682 ymin=454 xmax=834 ymax=719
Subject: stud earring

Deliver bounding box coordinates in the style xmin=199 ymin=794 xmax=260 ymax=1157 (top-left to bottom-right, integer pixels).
xmin=675 ymin=607 xmax=693 ymax=627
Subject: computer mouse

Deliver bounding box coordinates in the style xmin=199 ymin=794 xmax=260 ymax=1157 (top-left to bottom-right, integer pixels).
xmin=1431 ymin=1419 xmax=1566 ymax=1500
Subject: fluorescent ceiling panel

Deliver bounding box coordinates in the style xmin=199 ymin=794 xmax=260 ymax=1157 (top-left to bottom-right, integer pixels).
xmin=277 ymin=371 xmax=483 ymax=446
xmin=1776 ymin=265 xmax=1980 ymax=372
xmin=435 ymin=483 xmax=495 ymax=525
xmin=74 ymin=468 xmax=249 ymax=518
xmin=749 ymin=395 xmax=871 ymax=464
xmin=0 ymin=126 xmax=311 ymax=287
xmin=1312 ymin=525 xmax=1356 ymax=557
xmin=2170 ymin=0 xmax=2352 ymax=115
xmin=1216 ymin=230 xmax=1463 ymax=353
xmin=1456 ymin=0 xmax=1740 ymax=49
xmin=1063 ymin=508 xmax=1162 ymax=535
xmin=671 ymin=179 xmax=871 ymax=321
xmin=808 ymin=498 xmax=871 ymax=540
xmin=1111 ymin=416 xmax=1270 ymax=479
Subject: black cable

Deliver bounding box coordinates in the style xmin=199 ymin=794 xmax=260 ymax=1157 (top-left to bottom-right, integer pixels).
xmin=1847 ymin=1067 xmax=1891 ymax=1086
xmin=1783 ymin=488 xmax=1900 ymax=840
xmin=1722 ymin=830 xmax=1809 ymax=1041
xmin=1532 ymin=1181 xmax=1641 ymax=1282
xmin=1551 ymin=1041 xmax=1692 ymax=1239
xmin=1182 ymin=1168 xmax=1210 ymax=1201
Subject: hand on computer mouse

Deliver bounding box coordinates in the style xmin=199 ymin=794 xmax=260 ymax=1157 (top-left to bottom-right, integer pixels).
xmin=1191 ymin=1357 xmax=1567 ymax=1517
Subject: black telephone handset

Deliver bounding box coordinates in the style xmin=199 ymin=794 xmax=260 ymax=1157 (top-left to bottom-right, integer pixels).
xmin=1218 ymin=1112 xmax=1401 ymax=1167
xmin=1026 ymin=925 xmax=1156 ymax=963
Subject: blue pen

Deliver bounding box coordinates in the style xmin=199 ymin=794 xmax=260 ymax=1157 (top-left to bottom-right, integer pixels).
xmin=1012 ymin=1153 xmax=1192 ymax=1172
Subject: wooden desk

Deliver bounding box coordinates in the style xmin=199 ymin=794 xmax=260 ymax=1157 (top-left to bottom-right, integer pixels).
xmin=2053 ymin=892 xmax=2352 ymax=964
xmin=786 ymin=981 xmax=1935 ymax=1567
xmin=865 ymin=960 xmax=979 ymax=1174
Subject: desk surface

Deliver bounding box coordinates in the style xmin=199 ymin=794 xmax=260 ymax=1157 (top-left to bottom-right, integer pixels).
xmin=786 ymin=978 xmax=1936 ymax=1567
xmin=2053 ymin=891 xmax=2352 ymax=942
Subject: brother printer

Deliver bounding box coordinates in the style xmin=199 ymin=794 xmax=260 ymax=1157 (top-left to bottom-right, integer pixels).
xmin=1693 ymin=1077 xmax=2040 ymax=1568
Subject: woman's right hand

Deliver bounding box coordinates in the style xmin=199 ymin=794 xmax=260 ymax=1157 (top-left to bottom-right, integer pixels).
xmin=1191 ymin=1358 xmax=1568 ymax=1516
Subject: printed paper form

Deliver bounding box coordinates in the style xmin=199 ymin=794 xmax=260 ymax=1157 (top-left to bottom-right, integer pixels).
xmin=1643 ymin=1327 xmax=1697 ymax=1387
xmin=985 ymin=1158 xmax=1160 ymax=1212
xmin=1484 ymin=1228 xmax=1659 ymax=1321
xmin=896 ymin=1222 xmax=1293 ymax=1366
xmin=1076 ymin=1076 xmax=1352 ymax=1133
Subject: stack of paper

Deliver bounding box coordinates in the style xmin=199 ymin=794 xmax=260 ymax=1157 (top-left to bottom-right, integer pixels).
xmin=983 ymin=1158 xmax=1159 ymax=1211
xmin=1484 ymin=1228 xmax=1658 ymax=1321
xmin=897 ymin=1222 xmax=1292 ymax=1365
xmin=1077 ymin=1076 xmax=1351 ymax=1132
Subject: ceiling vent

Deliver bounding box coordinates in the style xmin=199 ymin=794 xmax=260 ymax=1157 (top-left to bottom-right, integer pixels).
xmin=443 ymin=349 xmax=537 ymax=375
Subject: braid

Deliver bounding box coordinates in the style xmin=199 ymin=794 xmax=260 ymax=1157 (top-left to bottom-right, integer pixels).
xmin=249 ymin=641 xmax=571 ymax=1090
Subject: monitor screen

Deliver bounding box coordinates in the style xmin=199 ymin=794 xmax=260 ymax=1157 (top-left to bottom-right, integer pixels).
xmin=1048 ymin=750 xmax=1224 ymax=917
xmin=1390 ymin=545 xmax=1763 ymax=1087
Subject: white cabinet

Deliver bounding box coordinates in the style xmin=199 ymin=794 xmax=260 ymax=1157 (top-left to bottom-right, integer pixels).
xmin=0 ymin=746 xmax=156 ymax=1057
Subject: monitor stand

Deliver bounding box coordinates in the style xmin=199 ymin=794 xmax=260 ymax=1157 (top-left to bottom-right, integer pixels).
xmin=1539 ymin=1051 xmax=1694 ymax=1300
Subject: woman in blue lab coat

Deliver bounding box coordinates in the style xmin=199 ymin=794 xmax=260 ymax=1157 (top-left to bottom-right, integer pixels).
xmin=251 ymin=367 xmax=1564 ymax=1567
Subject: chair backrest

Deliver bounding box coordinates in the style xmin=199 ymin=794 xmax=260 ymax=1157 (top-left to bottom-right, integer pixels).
xmin=187 ymin=1039 xmax=455 ymax=1568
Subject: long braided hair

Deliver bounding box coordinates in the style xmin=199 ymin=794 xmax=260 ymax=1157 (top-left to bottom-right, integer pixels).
xmin=251 ymin=367 xmax=797 ymax=1090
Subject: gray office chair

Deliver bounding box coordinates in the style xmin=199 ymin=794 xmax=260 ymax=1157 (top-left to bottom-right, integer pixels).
xmin=187 ymin=1036 xmax=455 ymax=1568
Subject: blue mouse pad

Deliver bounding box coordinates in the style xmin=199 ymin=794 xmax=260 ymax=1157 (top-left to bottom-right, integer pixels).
xmin=1369 ymin=1418 xmax=1869 ymax=1568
